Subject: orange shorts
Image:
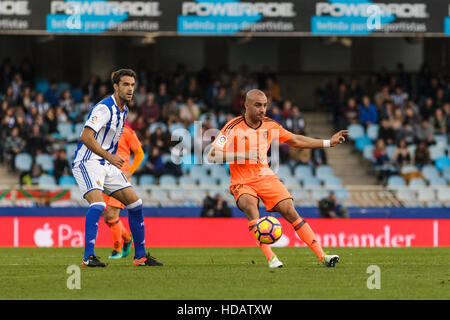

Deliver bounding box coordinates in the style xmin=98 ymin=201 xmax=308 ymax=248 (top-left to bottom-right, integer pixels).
xmin=230 ymin=176 xmax=293 ymax=212
xmin=102 ymin=193 xmax=125 ymax=210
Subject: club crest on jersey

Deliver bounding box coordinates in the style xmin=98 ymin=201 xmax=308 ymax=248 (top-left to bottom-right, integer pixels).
xmin=216 ymin=135 xmax=227 ymax=147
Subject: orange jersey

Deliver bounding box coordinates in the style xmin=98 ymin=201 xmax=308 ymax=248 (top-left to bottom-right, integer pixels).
xmin=212 ymin=115 xmax=293 ymax=185
xmin=116 ymin=126 xmax=142 ymax=172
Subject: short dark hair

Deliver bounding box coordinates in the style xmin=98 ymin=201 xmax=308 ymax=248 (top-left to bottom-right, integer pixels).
xmin=111 ymin=69 xmax=136 ymax=85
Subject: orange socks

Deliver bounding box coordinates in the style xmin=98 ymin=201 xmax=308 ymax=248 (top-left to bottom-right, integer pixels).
xmin=292 ymin=218 xmax=324 ymax=261
xmin=248 ymin=219 xmax=276 ymax=261
xmin=105 ymin=218 xmax=131 ymax=252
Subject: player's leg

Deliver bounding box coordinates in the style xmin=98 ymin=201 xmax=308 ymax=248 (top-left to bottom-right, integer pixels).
xmin=272 ymin=199 xmax=339 ymax=267
xmin=235 ymin=192 xmax=279 ymax=266
xmin=109 ymin=186 xmax=163 ymax=266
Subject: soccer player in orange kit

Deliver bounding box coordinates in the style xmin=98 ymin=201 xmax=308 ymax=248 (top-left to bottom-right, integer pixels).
xmin=208 ymin=89 xmax=349 ymax=268
xmin=102 ymin=125 xmax=144 ymax=259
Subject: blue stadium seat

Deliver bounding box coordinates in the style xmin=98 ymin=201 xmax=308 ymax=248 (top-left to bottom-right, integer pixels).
xmin=347 ymin=124 xmax=364 ymax=140
xmin=74 ymin=122 xmax=85 ymax=136
xmin=443 ymin=167 xmax=450 ymax=181
xmin=71 ymin=88 xmax=83 ymax=102
xmin=387 ymin=175 xmax=405 ymax=187
xmin=435 ymin=156 xmax=450 ymax=171
xmin=421 ymin=165 xmax=439 ymax=180
xmin=58 ymin=175 xmax=77 ymax=186
xmin=437 ymin=189 xmax=450 ymax=201
xmin=179 ymin=175 xmax=197 ymax=186
xmin=302 ymin=177 xmax=321 ymax=187
xmin=57 ymin=122 xmax=73 ymax=140
xmin=189 ymin=165 xmax=208 ymax=177
xmin=294 ymin=165 xmax=313 ymax=179
xmin=36 ymin=153 xmax=54 ymax=172
xmin=198 ymin=112 xmax=218 ymax=128
xmin=400 ymin=165 xmax=418 ymax=174
xmin=56 ymin=82 xmax=71 ymax=97
xmin=198 ymin=176 xmax=218 ymax=186
xmin=35 ymin=77 xmax=49 ymax=94
xmin=281 ymin=176 xmax=300 ymax=187
xmin=434 ymin=134 xmax=448 ymax=147
xmin=149 ymin=122 xmax=167 ymax=134
xmin=429 ymin=145 xmax=445 ymax=161
xmin=363 ymin=145 xmax=374 ymax=161
xmin=15 ymin=153 xmax=33 ymax=172
xmin=324 ymin=177 xmax=342 ymax=187
xmin=161 ymin=153 xmax=173 ymax=164
xmin=386 ymin=145 xmax=396 ymax=160
xmin=355 ymin=135 xmax=373 ymax=151
xmin=311 ymin=189 xmax=329 ymax=200
xmin=169 ymin=122 xmax=186 ymax=134
xmin=38 ymin=175 xmax=57 ymax=186
xmin=333 ymin=189 xmax=350 ymax=200
xmin=315 ymin=165 xmax=334 ymax=180
xmin=275 ymin=164 xmax=292 ymax=178
xmin=409 ymin=178 xmax=426 ymax=188
xmin=65 ymin=143 xmax=78 ymax=162
xmin=396 ymin=189 xmax=416 ymax=201
xmin=366 ymin=124 xmax=379 ymax=141
xmin=210 ymin=165 xmax=228 ymax=178
xmin=407 ymin=144 xmax=417 ymax=156
xmin=428 ymin=176 xmax=447 ymax=187
xmin=139 ymin=174 xmax=155 ymax=186
xmin=218 ymin=175 xmax=231 ymax=188
xmin=290 ymin=189 xmax=310 ymax=200
xmin=159 ymin=175 xmax=177 ymax=186
xmin=417 ymin=189 xmax=436 ymax=202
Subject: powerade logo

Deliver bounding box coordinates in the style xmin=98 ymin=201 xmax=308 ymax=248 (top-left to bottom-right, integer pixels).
xmin=311 ymin=0 xmax=429 ymax=35
xmin=178 ymin=0 xmax=296 ymax=34
xmin=46 ymin=0 xmax=161 ymax=33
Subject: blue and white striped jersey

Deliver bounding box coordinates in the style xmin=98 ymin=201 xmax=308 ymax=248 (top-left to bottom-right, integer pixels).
xmin=72 ymin=95 xmax=128 ymax=168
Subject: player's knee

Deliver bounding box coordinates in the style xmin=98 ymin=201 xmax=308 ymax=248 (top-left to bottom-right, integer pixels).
xmin=126 ymin=198 xmax=142 ymax=212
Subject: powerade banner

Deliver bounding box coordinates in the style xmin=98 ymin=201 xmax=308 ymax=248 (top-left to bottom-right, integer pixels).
xmin=0 ymin=0 xmax=450 ymax=35
xmin=306 ymin=0 xmax=446 ymax=35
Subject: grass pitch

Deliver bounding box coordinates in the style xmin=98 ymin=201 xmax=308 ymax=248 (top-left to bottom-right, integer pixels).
xmin=0 ymin=247 xmax=449 ymax=300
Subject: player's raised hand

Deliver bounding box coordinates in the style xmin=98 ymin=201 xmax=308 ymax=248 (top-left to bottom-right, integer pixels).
xmin=109 ymin=154 xmax=125 ymax=168
xmin=330 ymin=130 xmax=349 ymax=147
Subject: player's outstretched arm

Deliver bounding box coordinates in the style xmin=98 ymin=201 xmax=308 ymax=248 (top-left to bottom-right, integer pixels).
xmin=80 ymin=127 xmax=124 ymax=168
xmin=285 ymin=130 xmax=349 ymax=149
xmin=207 ymin=147 xmax=258 ymax=164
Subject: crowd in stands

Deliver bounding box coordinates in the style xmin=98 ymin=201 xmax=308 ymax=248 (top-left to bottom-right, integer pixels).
xmin=317 ymin=63 xmax=450 ymax=186
xmin=0 ymin=58 xmax=319 ymax=187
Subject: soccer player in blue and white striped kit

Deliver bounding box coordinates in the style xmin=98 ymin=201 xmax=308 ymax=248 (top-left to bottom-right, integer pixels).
xmin=72 ymin=69 xmax=163 ymax=267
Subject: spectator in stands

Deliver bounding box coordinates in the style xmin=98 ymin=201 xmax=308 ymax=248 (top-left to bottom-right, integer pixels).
xmin=76 ymin=94 xmax=93 ymax=117
xmin=378 ymin=100 xmax=394 ymax=122
xmin=201 ymin=193 xmax=232 ymax=218
xmin=318 ymin=192 xmax=349 ymax=219
xmin=60 ymin=90 xmax=75 ymax=118
xmin=430 ymin=108 xmax=447 ymax=135
xmin=396 ymin=123 xmax=415 ymax=146
xmin=150 ymin=126 xmax=171 ymax=154
xmin=26 ymin=124 xmax=48 ymax=156
xmin=232 ymin=87 xmax=246 ymax=115
xmin=2 ymin=86 xmax=15 ymax=106
xmin=20 ymin=162 xmax=42 ymax=186
xmin=415 ymin=119 xmax=434 ymax=145
xmin=374 ymin=85 xmax=391 ymax=106
xmin=359 ymin=95 xmax=378 ymax=128
xmin=19 ymin=86 xmax=32 ymax=110
xmin=140 ymin=92 xmax=160 ymax=125
xmin=372 ymin=138 xmax=390 ymax=182
xmin=179 ymin=97 xmax=200 ymax=126
xmin=155 ymin=82 xmax=170 ymax=108
xmin=53 ymin=149 xmax=71 ymax=184
xmin=284 ymin=105 xmax=305 ymax=135
xmin=414 ymin=141 xmax=431 ymax=169
xmin=184 ymin=77 xmax=203 ymax=102
xmin=420 ymin=97 xmax=435 ymax=121
xmin=133 ymin=84 xmax=147 ymax=107
xmin=388 ymin=107 xmax=403 ymax=133
xmin=390 ymin=86 xmax=408 ymax=107
xmin=55 ymin=105 xmax=69 ymax=123
xmin=4 ymin=126 xmax=25 ymax=171
xmin=378 ymin=119 xmax=396 ymax=145
xmin=44 ymin=107 xmax=58 ymax=134
xmin=289 ymin=147 xmax=311 ymax=165
xmin=280 ymin=99 xmax=292 ymax=119
xmin=392 ymin=138 xmax=414 ymax=168
xmin=348 ymin=78 xmax=363 ymax=103
xmin=311 ymin=146 xmax=327 ymax=167
xmin=45 ymin=81 xmax=59 ymax=107
xmin=205 ymin=79 xmax=221 ymax=107
xmin=264 ymin=77 xmax=281 ymax=102
xmin=30 ymin=92 xmax=50 ymax=115
xmin=161 ymin=98 xmax=181 ymax=124
xmin=26 ymin=104 xmax=39 ymax=126
xmin=267 ymin=105 xmax=282 ymax=122
xmin=212 ymin=87 xmax=233 ymax=113
xmin=15 ymin=114 xmax=28 ymax=139
xmin=143 ymin=146 xmax=166 ymax=178
xmin=339 ymin=97 xmax=359 ymax=129
xmin=403 ymin=106 xmax=420 ymax=127
xmin=130 ymin=115 xmax=148 ymax=139
xmin=83 ymin=75 xmax=100 ymax=101
xmin=11 ymin=73 xmax=24 ymax=103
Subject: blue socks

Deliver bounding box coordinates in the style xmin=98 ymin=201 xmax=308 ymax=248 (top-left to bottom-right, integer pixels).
xmin=84 ymin=202 xmax=105 ymax=259
xmin=127 ymin=199 xmax=146 ymax=259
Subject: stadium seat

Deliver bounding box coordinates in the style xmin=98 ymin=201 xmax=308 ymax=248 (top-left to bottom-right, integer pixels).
xmin=71 ymin=88 xmax=83 ymax=102
xmin=387 ymin=175 xmax=405 ymax=187
xmin=36 ymin=153 xmax=54 ymax=172
xmin=302 ymin=177 xmax=321 ymax=187
xmin=198 ymin=176 xmax=218 ymax=186
xmin=421 ymin=164 xmax=439 ymax=180
xmin=281 ymin=176 xmax=300 ymax=188
xmin=311 ymin=189 xmax=329 ymax=200
xmin=290 ymin=189 xmax=310 ymax=200
xmin=386 ymin=145 xmax=396 ymax=160
xmin=435 ymin=156 xmax=450 ymax=171
xmin=407 ymin=144 xmax=416 ymax=156
xmin=396 ymin=189 xmax=416 ymax=201
xmin=38 ymin=175 xmax=57 ymax=186
xmin=275 ymin=164 xmax=292 ymax=178
xmin=139 ymin=174 xmax=155 ymax=186
xmin=159 ymin=175 xmax=177 ymax=186
xmin=366 ymin=124 xmax=379 ymax=141
xmin=443 ymin=167 xmax=450 ymax=181
xmin=400 ymin=165 xmax=418 ymax=174
xmin=417 ymin=189 xmax=436 ymax=202
xmin=409 ymin=178 xmax=426 ymax=188
xmin=434 ymin=134 xmax=448 ymax=147
xmin=429 ymin=145 xmax=445 ymax=161
xmin=347 ymin=124 xmax=364 ymax=140
xmin=14 ymin=153 xmax=33 ymax=172
xmin=315 ymin=165 xmax=334 ymax=180
xmin=178 ymin=175 xmax=197 ymax=186
xmin=363 ymin=145 xmax=375 ymax=161
xmin=169 ymin=122 xmax=187 ymax=134
xmin=323 ymin=177 xmax=342 ymax=187
xmin=189 ymin=165 xmax=208 ymax=177
xmin=294 ymin=165 xmax=313 ymax=179
xmin=428 ymin=176 xmax=447 ymax=187
xmin=198 ymin=113 xmax=218 ymax=128
xmin=218 ymin=175 xmax=231 ymax=188
xmin=150 ymin=190 xmax=168 ymax=202
xmin=161 ymin=153 xmax=173 ymax=164
xmin=65 ymin=143 xmax=78 ymax=162
xmin=355 ymin=136 xmax=373 ymax=151
xmin=210 ymin=165 xmax=228 ymax=178
xmin=58 ymin=175 xmax=77 ymax=186
xmin=149 ymin=122 xmax=167 ymax=134
xmin=57 ymin=122 xmax=73 ymax=140
xmin=73 ymin=122 xmax=85 ymax=136
xmin=169 ymin=190 xmax=185 ymax=201
xmin=333 ymin=189 xmax=350 ymax=200
xmin=35 ymin=77 xmax=49 ymax=94
xmin=56 ymin=82 xmax=71 ymax=96
xmin=437 ymin=189 xmax=450 ymax=201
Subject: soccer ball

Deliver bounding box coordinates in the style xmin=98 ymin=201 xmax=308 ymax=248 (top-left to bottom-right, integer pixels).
xmin=254 ymin=216 xmax=282 ymax=244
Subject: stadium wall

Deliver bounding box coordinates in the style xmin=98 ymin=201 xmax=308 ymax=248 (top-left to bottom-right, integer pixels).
xmin=0 ymin=217 xmax=448 ymax=248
